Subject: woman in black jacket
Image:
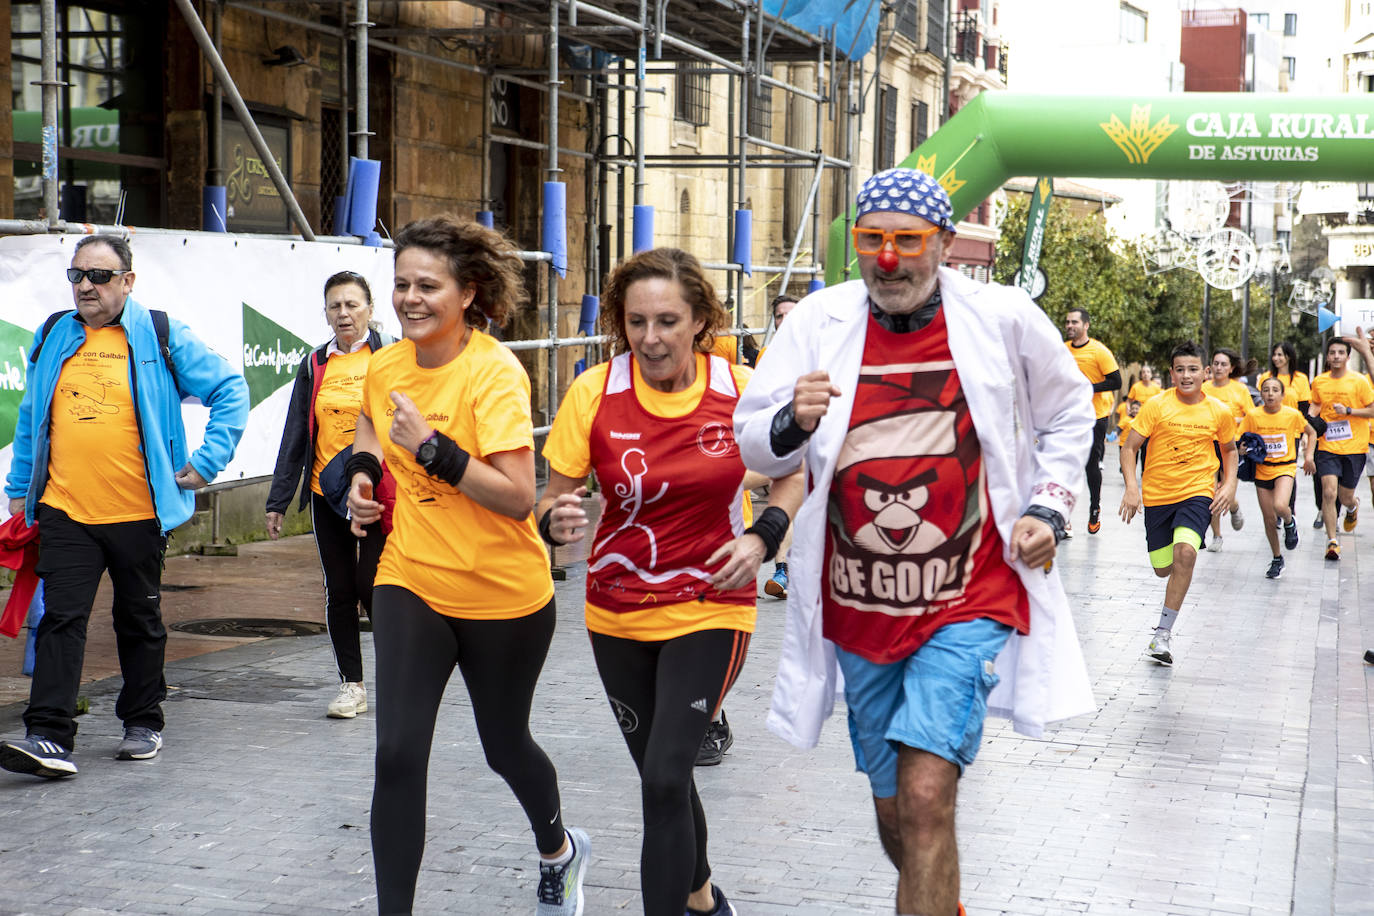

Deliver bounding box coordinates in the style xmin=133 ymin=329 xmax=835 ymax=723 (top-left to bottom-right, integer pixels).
xmin=266 ymin=271 xmax=390 ymax=719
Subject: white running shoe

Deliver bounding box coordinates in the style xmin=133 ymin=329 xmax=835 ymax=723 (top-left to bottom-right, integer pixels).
xmin=1148 ymin=629 xmax=1173 ymax=665
xmin=1206 ymin=535 xmax=1223 ymax=553
xmin=537 ymin=827 xmax=590 ymax=916
xmin=1230 ymin=505 xmax=1244 ymax=531
xmin=327 ymin=682 xmax=367 ymax=719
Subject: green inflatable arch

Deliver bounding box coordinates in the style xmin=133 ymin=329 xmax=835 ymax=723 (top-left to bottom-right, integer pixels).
xmin=826 ymin=92 xmax=1374 ymax=283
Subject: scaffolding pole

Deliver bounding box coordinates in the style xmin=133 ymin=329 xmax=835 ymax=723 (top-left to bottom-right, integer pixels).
xmin=171 ymin=0 xmax=315 ymax=240
xmin=38 ymin=0 xmax=60 ymax=226
xmin=546 ymin=0 xmax=561 ymax=432
xmin=353 ymin=0 xmax=370 ymax=160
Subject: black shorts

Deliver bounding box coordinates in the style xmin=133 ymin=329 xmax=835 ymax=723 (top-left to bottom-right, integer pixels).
xmin=1314 ymin=450 xmax=1364 ymax=490
xmin=1143 ymin=495 xmax=1212 ymax=554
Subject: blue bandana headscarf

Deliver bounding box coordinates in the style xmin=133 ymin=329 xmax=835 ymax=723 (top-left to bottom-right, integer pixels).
xmin=855 ymin=168 xmax=956 ymax=233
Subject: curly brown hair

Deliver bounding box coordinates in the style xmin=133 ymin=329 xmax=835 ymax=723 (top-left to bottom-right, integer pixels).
xmin=393 ymin=215 xmax=528 ymax=327
xmin=599 ymin=248 xmax=729 ymax=354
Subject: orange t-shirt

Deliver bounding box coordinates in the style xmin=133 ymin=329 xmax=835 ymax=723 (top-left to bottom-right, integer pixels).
xmin=42 ymin=325 xmax=156 ymax=524
xmin=1131 ymin=390 xmax=1236 ymax=506
xmin=1240 ymin=405 xmax=1307 ymax=482
xmin=311 ymin=345 xmax=373 ymax=495
xmin=1201 ymin=378 xmax=1253 ymax=425
xmin=543 ymin=354 xmax=757 ymax=641
xmin=366 ymin=333 xmax=553 ymax=620
xmin=1066 ymin=337 xmax=1119 ymax=419
xmin=1309 ymin=371 xmax=1374 ymax=456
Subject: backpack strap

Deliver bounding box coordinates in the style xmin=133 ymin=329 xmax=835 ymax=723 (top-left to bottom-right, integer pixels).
xmin=149 ymin=309 xmax=180 ymax=395
xmin=27 ymin=310 xmax=75 ymax=365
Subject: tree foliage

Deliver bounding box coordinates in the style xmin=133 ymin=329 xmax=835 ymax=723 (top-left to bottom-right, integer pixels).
xmin=993 ymin=197 xmax=1305 ymax=373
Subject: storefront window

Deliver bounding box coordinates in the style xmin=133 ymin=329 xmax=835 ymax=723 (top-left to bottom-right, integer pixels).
xmin=11 ymin=2 xmax=162 ymax=223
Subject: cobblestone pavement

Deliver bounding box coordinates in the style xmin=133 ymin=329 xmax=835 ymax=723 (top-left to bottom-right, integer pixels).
xmin=0 ymin=473 xmax=1371 ymax=915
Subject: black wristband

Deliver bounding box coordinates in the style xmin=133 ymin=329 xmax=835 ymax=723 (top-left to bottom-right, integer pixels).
xmin=769 ymin=403 xmax=813 ymax=457
xmin=420 ymin=431 xmax=471 ymax=487
xmin=744 ymin=505 xmax=791 ymax=562
xmin=538 ymin=507 xmax=563 ymax=547
xmin=343 ymin=451 xmax=382 ymax=489
xmin=1021 ymin=504 xmax=1067 ymax=544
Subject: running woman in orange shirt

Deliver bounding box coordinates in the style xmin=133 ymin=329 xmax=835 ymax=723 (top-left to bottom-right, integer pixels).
xmin=1200 ymin=348 xmax=1253 ymax=548
xmin=1239 ymin=378 xmax=1315 ymax=579
xmin=538 ymin=249 xmax=802 ymax=916
xmin=345 ymin=217 xmax=588 ymax=916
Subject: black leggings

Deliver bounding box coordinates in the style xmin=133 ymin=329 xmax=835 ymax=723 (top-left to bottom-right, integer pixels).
xmin=589 ymin=628 xmax=751 ymax=916
xmin=310 ymin=491 xmax=385 ymax=683
xmin=370 ymin=585 xmax=565 ymax=915
xmin=1085 ymin=415 xmax=1108 ymax=512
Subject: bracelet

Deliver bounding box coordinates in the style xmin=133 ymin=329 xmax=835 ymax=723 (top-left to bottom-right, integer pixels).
xmin=343 ymin=451 xmax=382 ymax=489
xmin=1021 ymin=504 xmax=1067 ymax=544
xmin=744 ymin=505 xmax=791 ymax=562
xmin=769 ymin=403 xmax=813 ymax=457
xmin=420 ymin=431 xmax=472 ymax=487
xmin=538 ymin=507 xmax=563 ymax=546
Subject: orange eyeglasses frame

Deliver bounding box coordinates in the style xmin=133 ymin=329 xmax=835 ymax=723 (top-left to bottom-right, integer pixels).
xmin=850 ymin=225 xmax=941 ymax=257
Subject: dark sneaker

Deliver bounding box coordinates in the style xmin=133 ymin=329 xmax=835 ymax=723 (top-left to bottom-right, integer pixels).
xmin=115 ymin=726 xmax=162 ymax=760
xmin=763 ymin=563 xmax=788 ymax=599
xmin=1265 ymin=556 xmax=1284 ymax=579
xmin=1087 ymin=507 xmax=1101 ymax=534
xmin=0 ymin=735 xmax=77 ymax=778
xmin=536 ymin=827 xmax=590 ymax=916
xmin=694 ymin=713 xmax=733 ymax=767
xmin=1313 ymin=512 xmax=1324 ymax=530
xmin=1284 ymin=519 xmax=1299 ymax=551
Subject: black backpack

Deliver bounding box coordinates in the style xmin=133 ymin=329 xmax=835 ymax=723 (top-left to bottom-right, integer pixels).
xmin=29 ymin=308 xmax=177 ymax=392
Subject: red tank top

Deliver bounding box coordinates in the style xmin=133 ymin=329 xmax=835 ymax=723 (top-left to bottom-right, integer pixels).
xmin=586 ymin=353 xmax=756 ymax=614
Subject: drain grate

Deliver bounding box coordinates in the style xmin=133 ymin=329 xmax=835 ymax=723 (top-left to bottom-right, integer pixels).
xmin=172 ymin=618 xmax=327 ymax=638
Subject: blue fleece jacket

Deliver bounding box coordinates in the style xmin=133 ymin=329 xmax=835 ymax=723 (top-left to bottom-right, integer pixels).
xmin=5 ymin=296 xmax=249 ymax=533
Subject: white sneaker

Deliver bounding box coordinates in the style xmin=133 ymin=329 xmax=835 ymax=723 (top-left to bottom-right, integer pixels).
xmin=1206 ymin=535 xmax=1223 ymax=552
xmin=327 ymin=682 xmax=367 ymax=719
xmin=1147 ymin=629 xmax=1173 ymax=665
xmin=1230 ymin=506 xmax=1244 ymax=531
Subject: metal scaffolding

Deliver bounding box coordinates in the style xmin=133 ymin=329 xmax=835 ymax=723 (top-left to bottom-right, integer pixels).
xmin=8 ymin=0 xmax=873 ymax=436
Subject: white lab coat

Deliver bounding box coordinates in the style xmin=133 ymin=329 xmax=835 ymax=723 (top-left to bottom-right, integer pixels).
xmin=735 ymin=268 xmax=1097 ymax=747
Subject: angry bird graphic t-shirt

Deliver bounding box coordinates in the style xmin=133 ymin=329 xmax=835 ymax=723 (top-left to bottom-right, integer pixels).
xmin=822 ymin=308 xmax=1028 ymax=665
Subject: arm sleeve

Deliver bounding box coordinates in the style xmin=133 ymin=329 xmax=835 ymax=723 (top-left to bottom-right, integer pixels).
xmin=734 ymin=299 xmax=817 ymax=477
xmin=1013 ymin=296 xmax=1095 ymax=519
xmin=168 ymin=320 xmax=249 ymax=483
xmin=265 ymin=356 xmax=314 ymax=513
xmin=1092 ymin=368 xmax=1122 ymax=393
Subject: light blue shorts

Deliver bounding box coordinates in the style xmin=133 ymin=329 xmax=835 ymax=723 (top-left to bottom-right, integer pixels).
xmin=835 ymin=618 xmax=1013 ymax=798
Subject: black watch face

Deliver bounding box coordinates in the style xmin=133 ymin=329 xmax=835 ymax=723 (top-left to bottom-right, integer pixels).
xmin=417 ymin=441 xmax=437 ymax=464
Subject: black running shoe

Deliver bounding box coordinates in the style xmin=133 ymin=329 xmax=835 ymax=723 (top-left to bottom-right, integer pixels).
xmin=1265 ymin=556 xmax=1283 ymax=579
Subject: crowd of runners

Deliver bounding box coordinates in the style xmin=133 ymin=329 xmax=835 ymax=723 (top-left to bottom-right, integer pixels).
xmin=1 ymin=166 xmax=1371 ymax=916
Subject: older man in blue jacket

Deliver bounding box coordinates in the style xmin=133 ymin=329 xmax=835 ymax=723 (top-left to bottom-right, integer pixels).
xmin=1 ymin=234 xmax=248 ymax=779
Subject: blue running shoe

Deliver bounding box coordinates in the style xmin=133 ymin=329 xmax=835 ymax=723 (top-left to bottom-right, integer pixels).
xmin=537 ymin=827 xmax=590 ymax=916
xmin=764 ymin=563 xmax=788 ymax=599
xmin=0 ymin=735 xmax=77 ymax=778
xmin=115 ymin=726 xmax=162 ymax=761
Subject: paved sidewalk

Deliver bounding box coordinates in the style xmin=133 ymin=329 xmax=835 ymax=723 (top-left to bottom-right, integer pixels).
xmin=0 ymin=473 xmax=1371 ymax=915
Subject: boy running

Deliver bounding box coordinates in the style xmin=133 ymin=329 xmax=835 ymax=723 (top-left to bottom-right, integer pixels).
xmin=1119 ymin=342 xmax=1238 ymax=665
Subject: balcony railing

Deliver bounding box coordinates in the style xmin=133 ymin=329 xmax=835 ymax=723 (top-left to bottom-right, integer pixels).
xmin=954 ymin=10 xmax=981 ymax=65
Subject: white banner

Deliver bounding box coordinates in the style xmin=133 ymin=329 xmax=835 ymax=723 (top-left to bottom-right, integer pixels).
xmin=0 ymin=233 xmax=401 ymax=493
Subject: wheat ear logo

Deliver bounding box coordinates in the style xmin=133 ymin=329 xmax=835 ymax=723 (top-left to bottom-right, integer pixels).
xmin=1100 ymin=104 xmax=1179 ymax=165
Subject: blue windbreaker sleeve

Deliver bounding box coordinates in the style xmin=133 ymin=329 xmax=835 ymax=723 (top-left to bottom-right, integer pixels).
xmin=167 ymin=319 xmax=249 ymax=481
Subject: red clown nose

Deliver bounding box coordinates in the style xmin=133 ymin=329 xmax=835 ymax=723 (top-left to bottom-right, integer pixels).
xmin=876 ymin=249 xmax=899 ymax=272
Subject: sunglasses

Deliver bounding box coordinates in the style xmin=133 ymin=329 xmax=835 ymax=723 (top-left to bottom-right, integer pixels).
xmin=67 ymin=267 xmax=129 ymax=285
xmin=850 ymin=226 xmax=940 ymax=257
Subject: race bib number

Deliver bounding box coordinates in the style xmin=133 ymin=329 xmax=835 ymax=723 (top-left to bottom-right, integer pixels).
xmin=1262 ymin=434 xmax=1287 ymax=457
xmin=1325 ymin=418 xmax=1352 ymax=442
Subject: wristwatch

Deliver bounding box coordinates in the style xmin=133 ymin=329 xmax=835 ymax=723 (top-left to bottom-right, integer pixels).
xmin=415 ymin=431 xmax=439 ymax=467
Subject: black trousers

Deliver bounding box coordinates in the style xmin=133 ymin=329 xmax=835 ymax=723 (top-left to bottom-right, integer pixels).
xmin=1085 ymin=415 xmax=1109 ymax=513
xmin=310 ymin=491 xmax=385 ymax=683
xmin=370 ymin=586 xmax=565 ymax=915
xmin=589 ymin=628 xmax=750 ymax=916
xmin=28 ymin=504 xmax=168 ymax=750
